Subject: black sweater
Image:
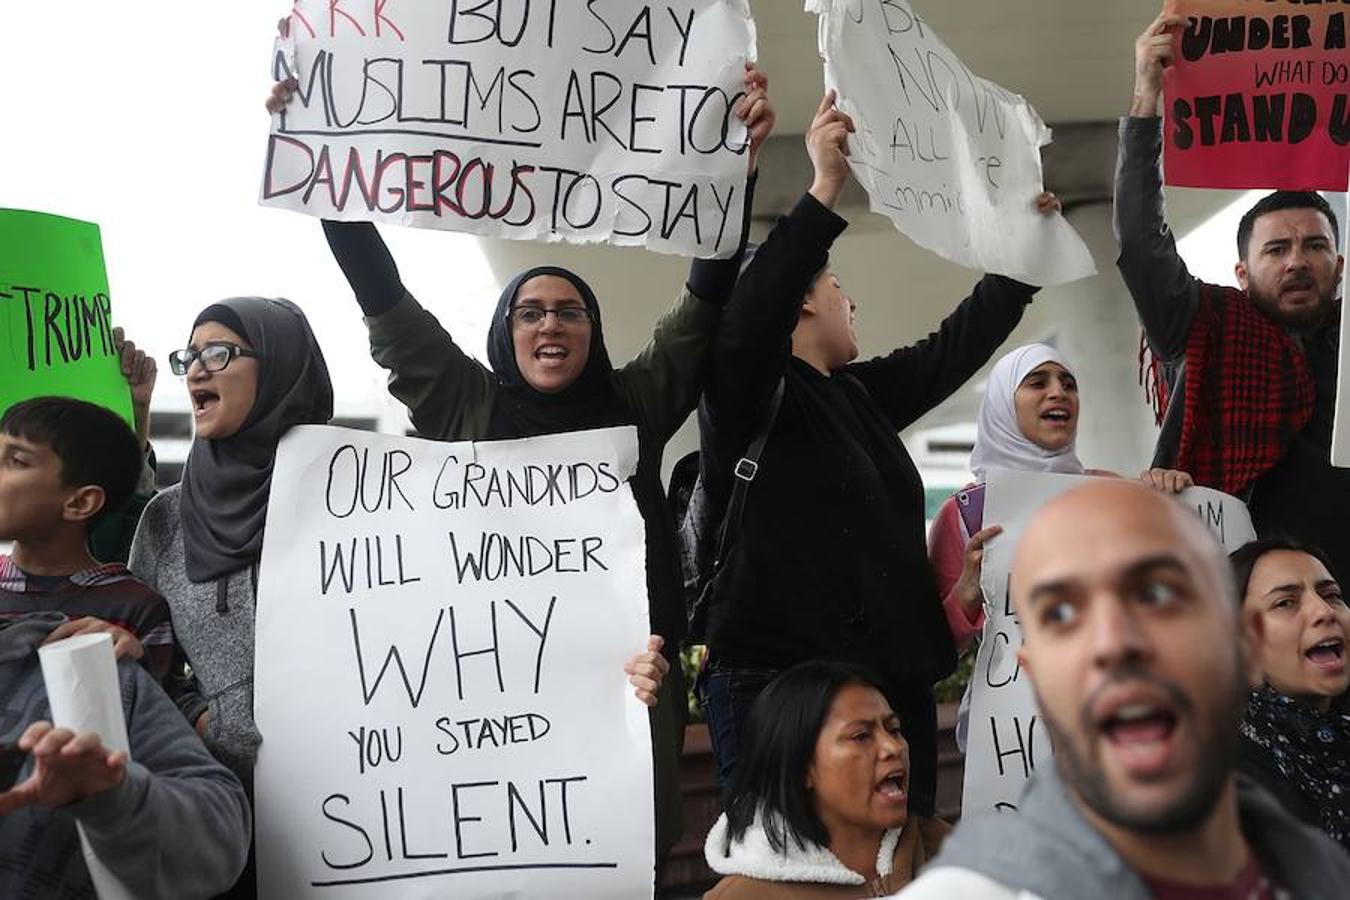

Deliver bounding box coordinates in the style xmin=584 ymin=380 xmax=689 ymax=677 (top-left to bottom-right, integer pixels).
xmin=700 ymin=193 xmax=1036 ymax=687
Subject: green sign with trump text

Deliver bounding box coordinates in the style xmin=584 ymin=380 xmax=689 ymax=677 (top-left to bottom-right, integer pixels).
xmin=0 ymin=209 xmax=132 ymax=425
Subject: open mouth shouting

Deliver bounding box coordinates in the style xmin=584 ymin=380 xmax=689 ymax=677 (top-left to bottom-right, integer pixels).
xmin=1279 ymin=277 xmax=1317 ymax=302
xmin=534 ymin=344 xmax=570 ymax=367
xmin=1040 ymin=406 xmax=1073 ymax=426
xmin=874 ymin=766 xmax=908 ymax=808
xmin=1094 ymin=686 xmax=1185 ymax=780
xmin=191 ymin=388 xmax=220 ymax=419
xmin=1305 ymin=636 xmax=1346 ymax=674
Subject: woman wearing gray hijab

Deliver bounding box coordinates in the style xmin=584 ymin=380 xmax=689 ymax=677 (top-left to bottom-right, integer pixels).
xmin=129 ymin=297 xmax=333 ymax=899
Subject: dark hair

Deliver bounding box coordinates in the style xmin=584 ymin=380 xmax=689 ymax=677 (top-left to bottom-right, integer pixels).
xmin=1236 ymin=191 xmax=1339 ymax=260
xmin=739 ymin=244 xmax=831 ymax=305
xmin=1229 ymin=537 xmax=1340 ymax=606
xmin=1 ymin=396 xmax=142 ymax=529
xmin=723 ymin=660 xmax=893 ymax=855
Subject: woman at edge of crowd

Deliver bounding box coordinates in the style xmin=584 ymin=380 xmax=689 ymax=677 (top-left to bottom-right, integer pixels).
xmin=127 ymin=297 xmax=333 ymax=899
xmin=128 ymin=298 xmax=673 ymax=898
xmin=1229 ymin=537 xmax=1350 ymax=851
xmin=267 ymin=62 xmax=777 ymax=865
xmin=694 ymin=89 xmax=1059 ymax=817
xmin=703 ymin=660 xmax=950 ymax=899
xmin=926 ymin=343 xmax=1193 ymax=747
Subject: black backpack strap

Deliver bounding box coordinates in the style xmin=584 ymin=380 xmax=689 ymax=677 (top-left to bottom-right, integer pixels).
xmin=712 ymin=377 xmax=785 ymax=565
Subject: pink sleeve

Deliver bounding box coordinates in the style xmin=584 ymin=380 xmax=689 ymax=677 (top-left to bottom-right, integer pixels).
xmin=928 ymin=497 xmax=984 ymax=649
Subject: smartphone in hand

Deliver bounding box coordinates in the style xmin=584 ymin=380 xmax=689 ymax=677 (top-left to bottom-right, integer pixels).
xmin=0 ymin=742 xmax=26 ymax=790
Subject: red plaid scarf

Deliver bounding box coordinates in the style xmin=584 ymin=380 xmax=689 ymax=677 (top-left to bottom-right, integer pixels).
xmin=1146 ymin=284 xmax=1315 ymax=496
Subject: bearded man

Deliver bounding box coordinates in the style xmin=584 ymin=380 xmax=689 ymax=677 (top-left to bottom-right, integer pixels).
xmin=1115 ymin=14 xmax=1347 ymax=576
xmin=896 ymin=481 xmax=1350 ymax=898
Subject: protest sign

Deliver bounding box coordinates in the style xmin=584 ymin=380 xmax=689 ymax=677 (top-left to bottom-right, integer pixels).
xmin=252 ymin=425 xmax=655 ymax=899
xmin=805 ymin=0 xmax=1096 ymax=286
xmin=1331 ymin=183 xmax=1350 ymax=467
xmin=1163 ymin=0 xmax=1349 ymax=191
xmin=0 ymin=209 xmax=132 ymax=424
xmin=961 ymin=469 xmax=1257 ymax=816
xmin=260 ymin=1 xmax=756 ymax=258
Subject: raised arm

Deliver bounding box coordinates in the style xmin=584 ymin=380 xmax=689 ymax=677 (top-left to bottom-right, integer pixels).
xmin=616 ymin=64 xmax=774 ymax=443
xmin=322 ymin=220 xmax=495 ymax=440
xmin=847 ymin=273 xmax=1036 ymax=431
xmin=703 ymin=91 xmax=852 ymax=448
xmin=1114 ymin=13 xmax=1200 ymax=363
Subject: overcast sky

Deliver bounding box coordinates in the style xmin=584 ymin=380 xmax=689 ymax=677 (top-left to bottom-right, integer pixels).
xmin=2 ymin=2 xmax=496 ymax=420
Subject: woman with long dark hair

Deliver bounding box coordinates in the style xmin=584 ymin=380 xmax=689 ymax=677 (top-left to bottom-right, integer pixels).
xmin=704 ymin=660 xmax=949 ymax=898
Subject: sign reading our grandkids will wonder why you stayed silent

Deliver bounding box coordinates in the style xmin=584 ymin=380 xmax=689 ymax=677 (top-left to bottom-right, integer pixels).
xmin=804 ymin=0 xmax=1097 ymax=287
xmin=0 ymin=209 xmax=133 ymax=425
xmin=1163 ymin=0 xmax=1349 ymax=191
xmin=260 ymin=0 xmax=756 ymax=258
xmin=962 ymin=470 xmax=1257 ymax=817
xmin=251 ymin=425 xmax=655 ymax=899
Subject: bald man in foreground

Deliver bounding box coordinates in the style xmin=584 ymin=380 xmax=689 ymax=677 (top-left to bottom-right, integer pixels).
xmin=897 ymin=481 xmax=1349 ymax=899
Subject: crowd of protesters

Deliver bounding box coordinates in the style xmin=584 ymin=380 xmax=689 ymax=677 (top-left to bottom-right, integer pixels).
xmin=1 ymin=10 xmax=1346 ymax=899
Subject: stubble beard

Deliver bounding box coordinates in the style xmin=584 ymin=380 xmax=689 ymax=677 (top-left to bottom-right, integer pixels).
xmin=1035 ymin=665 xmax=1246 ymax=836
xmin=1247 ymin=281 xmax=1337 ymax=332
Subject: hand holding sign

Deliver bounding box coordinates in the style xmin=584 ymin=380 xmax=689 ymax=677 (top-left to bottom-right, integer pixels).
xmin=112 ymin=327 xmax=155 ymax=451
xmin=740 ymin=63 xmax=774 ymax=175
xmin=1131 ymin=12 xmax=1188 ymax=117
xmin=624 ymin=635 xmax=670 ymax=707
xmin=806 ymin=90 xmax=856 ymax=209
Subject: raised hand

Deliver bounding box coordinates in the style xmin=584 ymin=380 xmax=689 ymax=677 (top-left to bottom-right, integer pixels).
xmin=806 ymin=90 xmax=856 ymax=209
xmin=113 ymin=326 xmax=155 ymax=451
xmin=739 ymin=63 xmax=776 ymax=175
xmin=1131 ymin=12 xmax=1187 ymax=117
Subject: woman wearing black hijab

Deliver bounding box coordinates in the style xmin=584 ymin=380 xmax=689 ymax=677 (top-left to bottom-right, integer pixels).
xmin=310 ymin=65 xmax=773 ymax=864
xmin=129 ymin=296 xmax=333 ymax=898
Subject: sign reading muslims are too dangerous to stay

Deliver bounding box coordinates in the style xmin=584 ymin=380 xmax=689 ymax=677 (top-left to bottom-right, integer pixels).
xmin=259 ymin=0 xmax=757 ymax=258
xmin=252 ymin=425 xmax=655 ymax=899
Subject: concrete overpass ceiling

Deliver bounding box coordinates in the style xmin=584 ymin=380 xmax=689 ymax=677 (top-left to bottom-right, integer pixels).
xmin=752 ymin=0 xmax=1163 ymax=135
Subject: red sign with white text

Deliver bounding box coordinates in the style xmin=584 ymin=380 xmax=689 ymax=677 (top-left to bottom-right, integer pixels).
xmin=1163 ymin=0 xmax=1348 ymax=191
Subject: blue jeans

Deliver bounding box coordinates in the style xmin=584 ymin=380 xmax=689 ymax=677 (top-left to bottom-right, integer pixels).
xmin=698 ymin=665 xmax=781 ymax=800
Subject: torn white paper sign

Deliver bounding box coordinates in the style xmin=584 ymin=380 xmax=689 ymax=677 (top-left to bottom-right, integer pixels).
xmin=809 ymin=0 xmax=1096 ymax=286
xmin=261 ymin=1 xmax=757 ymax=258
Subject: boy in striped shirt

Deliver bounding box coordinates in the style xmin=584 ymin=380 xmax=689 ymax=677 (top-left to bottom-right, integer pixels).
xmin=0 ymin=397 xmax=172 ymax=680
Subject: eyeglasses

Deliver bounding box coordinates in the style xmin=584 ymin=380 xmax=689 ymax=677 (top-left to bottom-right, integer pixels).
xmin=167 ymin=342 xmax=260 ymax=376
xmin=507 ymin=306 xmax=592 ymax=328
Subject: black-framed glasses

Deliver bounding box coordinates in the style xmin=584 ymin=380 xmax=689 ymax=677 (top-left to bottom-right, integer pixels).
xmin=507 ymin=306 xmax=592 ymax=328
xmin=167 ymin=342 xmax=260 ymax=376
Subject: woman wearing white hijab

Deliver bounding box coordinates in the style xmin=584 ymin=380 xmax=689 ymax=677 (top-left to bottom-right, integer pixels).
xmin=928 ymin=343 xmax=1192 ymax=653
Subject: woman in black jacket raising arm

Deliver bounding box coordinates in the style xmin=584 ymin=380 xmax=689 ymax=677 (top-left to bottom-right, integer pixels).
xmin=696 ymin=91 xmax=1062 ymax=816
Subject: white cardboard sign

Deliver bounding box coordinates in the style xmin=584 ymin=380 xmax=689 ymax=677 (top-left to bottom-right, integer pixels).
xmin=806 ymin=0 xmax=1096 ymax=286
xmin=961 ymin=469 xmax=1256 ymax=815
xmin=260 ymin=0 xmax=757 ymax=259
xmin=1328 ymin=182 xmax=1349 ymax=467
xmin=252 ymin=425 xmax=655 ymax=899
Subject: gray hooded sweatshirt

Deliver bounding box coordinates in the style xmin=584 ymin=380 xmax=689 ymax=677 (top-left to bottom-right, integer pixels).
xmin=0 ymin=613 xmax=251 ymax=899
xmin=895 ymin=764 xmax=1350 ymax=900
